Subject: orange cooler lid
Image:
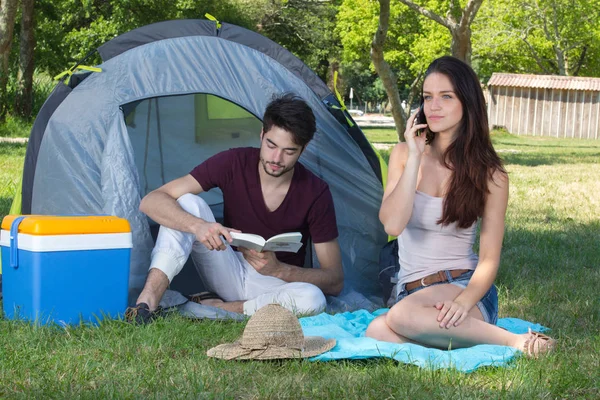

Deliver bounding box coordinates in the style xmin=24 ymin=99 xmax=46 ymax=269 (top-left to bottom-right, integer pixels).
xmin=1 ymin=215 xmax=131 ymax=235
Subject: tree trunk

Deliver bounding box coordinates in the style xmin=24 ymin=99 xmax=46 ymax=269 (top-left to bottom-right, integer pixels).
xmin=0 ymin=0 xmax=19 ymax=122
xmin=16 ymin=0 xmax=35 ymax=118
xmin=397 ymin=0 xmax=483 ymax=66
xmin=555 ymin=47 xmax=567 ymax=75
xmin=450 ymin=25 xmax=472 ymax=64
xmin=371 ymin=0 xmax=405 ymax=141
xmin=571 ymin=46 xmax=587 ymax=76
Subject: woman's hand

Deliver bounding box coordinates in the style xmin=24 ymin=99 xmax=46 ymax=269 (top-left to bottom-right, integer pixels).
xmin=405 ymin=108 xmax=428 ymax=156
xmin=434 ymin=300 xmax=470 ymax=329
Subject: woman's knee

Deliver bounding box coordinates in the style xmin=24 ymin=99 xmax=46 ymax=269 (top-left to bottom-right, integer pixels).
xmin=365 ymin=315 xmax=390 ymax=340
xmin=385 ymin=299 xmax=422 ymax=336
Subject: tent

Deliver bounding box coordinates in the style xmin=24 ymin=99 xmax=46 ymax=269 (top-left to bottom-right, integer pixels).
xmin=15 ymin=19 xmax=388 ymax=310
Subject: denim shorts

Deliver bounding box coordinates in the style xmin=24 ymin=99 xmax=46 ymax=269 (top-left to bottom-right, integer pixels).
xmin=389 ymin=270 xmax=498 ymax=324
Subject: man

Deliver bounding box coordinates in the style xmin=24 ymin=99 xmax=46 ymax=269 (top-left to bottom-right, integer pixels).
xmin=129 ymin=94 xmax=343 ymax=322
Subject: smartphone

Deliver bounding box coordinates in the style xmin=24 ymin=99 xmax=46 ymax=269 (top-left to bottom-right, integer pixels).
xmin=414 ymin=99 xmax=426 ymax=135
xmin=415 ymin=98 xmax=426 ymax=125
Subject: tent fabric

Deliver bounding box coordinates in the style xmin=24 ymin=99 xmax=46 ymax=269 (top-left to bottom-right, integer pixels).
xmin=97 ymin=20 xmax=332 ymax=100
xmin=22 ymin=20 xmax=388 ymax=310
xmin=21 ymin=83 xmax=73 ymax=214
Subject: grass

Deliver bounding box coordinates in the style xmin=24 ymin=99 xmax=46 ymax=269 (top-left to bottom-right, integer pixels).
xmin=361 ymin=128 xmax=400 ymax=143
xmin=0 ymin=128 xmax=599 ymax=398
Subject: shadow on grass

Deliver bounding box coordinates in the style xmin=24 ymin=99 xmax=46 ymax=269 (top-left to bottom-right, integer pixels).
xmin=495 ymin=141 xmax=600 ymax=150
xmin=0 ymin=142 xmax=27 ymax=156
xmin=500 ymin=151 xmax=600 ymax=166
xmin=497 ymin=219 xmax=600 ymax=334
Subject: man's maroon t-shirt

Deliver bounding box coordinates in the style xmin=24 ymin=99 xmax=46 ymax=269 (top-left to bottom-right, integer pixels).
xmin=190 ymin=147 xmax=338 ymax=267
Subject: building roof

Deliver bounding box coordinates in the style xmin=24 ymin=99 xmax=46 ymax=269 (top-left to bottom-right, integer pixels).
xmin=487 ymin=73 xmax=600 ymax=91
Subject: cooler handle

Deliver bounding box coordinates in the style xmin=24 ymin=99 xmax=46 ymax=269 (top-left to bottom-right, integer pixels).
xmin=10 ymin=216 xmax=27 ymax=269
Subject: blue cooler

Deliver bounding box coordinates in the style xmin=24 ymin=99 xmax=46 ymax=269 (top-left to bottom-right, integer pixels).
xmin=0 ymin=215 xmax=132 ymax=325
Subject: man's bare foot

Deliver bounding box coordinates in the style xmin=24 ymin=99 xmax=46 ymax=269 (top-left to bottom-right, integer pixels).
xmin=188 ymin=292 xmax=244 ymax=313
xmin=200 ymin=297 xmax=225 ymax=307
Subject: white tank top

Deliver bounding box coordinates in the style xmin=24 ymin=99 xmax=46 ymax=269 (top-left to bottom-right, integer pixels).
xmin=397 ymin=191 xmax=479 ymax=284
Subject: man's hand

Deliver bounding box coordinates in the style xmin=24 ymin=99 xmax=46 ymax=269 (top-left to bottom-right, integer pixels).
xmin=239 ymin=247 xmax=283 ymax=277
xmin=195 ymin=221 xmax=238 ymax=251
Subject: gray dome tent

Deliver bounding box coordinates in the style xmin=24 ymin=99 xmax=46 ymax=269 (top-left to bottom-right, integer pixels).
xmin=19 ymin=19 xmax=387 ymax=310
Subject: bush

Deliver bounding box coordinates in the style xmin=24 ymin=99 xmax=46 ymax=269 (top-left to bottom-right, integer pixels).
xmin=0 ymin=71 xmax=55 ymax=137
xmin=0 ymin=115 xmax=33 ymax=138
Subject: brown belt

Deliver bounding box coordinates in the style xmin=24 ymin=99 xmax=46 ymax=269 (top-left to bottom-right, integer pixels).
xmin=405 ymin=269 xmax=471 ymax=292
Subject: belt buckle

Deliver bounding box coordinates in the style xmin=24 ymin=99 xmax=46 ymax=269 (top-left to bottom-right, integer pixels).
xmin=420 ymin=277 xmax=430 ymax=287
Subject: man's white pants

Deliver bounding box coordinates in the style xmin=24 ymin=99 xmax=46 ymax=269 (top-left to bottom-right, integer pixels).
xmin=149 ymin=193 xmax=326 ymax=315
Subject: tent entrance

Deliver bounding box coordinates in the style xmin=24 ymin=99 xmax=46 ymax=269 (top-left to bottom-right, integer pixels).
xmin=122 ymin=93 xmax=263 ymax=221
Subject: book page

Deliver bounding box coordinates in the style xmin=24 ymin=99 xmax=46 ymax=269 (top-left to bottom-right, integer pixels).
xmin=266 ymin=232 xmax=302 ymax=243
xmin=263 ymin=232 xmax=303 ymax=253
xmin=229 ymin=232 xmax=265 ymax=252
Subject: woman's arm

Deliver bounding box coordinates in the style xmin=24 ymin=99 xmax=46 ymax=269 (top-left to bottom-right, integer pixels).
xmin=436 ymin=169 xmax=509 ymax=328
xmin=379 ymin=112 xmax=427 ymax=236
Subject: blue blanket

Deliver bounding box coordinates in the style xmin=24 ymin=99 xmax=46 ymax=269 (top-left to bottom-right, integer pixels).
xmin=299 ymin=309 xmax=548 ymax=373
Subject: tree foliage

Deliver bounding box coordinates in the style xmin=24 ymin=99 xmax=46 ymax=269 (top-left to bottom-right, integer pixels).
xmin=336 ymin=0 xmax=437 ymax=109
xmin=1 ymin=0 xmax=600 ymax=124
xmin=396 ymin=0 xmax=484 ymax=64
xmin=2 ymin=0 xmax=341 ymax=119
xmin=474 ymin=0 xmax=600 ymax=78
xmin=35 ymin=0 xmax=267 ymax=74
xmin=258 ymin=0 xmax=341 ymax=81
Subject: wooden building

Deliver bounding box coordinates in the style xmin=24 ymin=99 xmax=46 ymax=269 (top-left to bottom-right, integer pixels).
xmin=486 ymin=73 xmax=600 ymax=139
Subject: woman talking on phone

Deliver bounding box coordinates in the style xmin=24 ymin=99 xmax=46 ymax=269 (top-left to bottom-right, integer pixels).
xmin=365 ymin=56 xmax=555 ymax=357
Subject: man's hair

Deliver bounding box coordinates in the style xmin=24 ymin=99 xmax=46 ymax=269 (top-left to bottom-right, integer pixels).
xmin=262 ymin=93 xmax=316 ymax=147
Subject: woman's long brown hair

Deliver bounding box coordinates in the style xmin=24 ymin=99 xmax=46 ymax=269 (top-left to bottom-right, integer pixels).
xmin=423 ymin=56 xmax=506 ymax=228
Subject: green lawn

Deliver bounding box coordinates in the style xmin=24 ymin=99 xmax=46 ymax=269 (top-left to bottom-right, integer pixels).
xmin=361 ymin=127 xmax=400 ymax=143
xmin=0 ymin=131 xmax=599 ymax=398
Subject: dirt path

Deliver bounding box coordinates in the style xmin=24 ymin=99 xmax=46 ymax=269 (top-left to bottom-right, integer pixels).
xmin=0 ymin=137 xmax=28 ymax=144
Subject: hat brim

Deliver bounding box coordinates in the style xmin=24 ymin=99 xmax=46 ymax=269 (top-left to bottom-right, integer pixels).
xmin=207 ymin=336 xmax=336 ymax=360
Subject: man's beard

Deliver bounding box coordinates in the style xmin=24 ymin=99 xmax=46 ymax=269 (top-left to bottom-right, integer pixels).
xmin=260 ymin=157 xmax=293 ymax=177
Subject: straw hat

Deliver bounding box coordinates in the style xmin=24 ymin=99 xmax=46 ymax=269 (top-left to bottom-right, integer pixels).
xmin=207 ymin=304 xmax=336 ymax=360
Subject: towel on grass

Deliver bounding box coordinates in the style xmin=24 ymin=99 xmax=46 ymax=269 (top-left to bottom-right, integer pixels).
xmin=299 ymin=309 xmax=548 ymax=373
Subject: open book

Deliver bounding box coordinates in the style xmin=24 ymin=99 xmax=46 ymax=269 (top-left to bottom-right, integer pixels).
xmin=229 ymin=231 xmax=303 ymax=253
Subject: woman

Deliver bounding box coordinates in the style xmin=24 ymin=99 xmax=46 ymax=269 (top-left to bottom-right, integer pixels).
xmin=366 ymin=56 xmax=555 ymax=357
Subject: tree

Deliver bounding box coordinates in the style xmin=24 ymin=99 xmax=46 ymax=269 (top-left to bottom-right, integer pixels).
xmin=15 ymin=0 xmax=35 ymax=117
xmin=474 ymin=0 xmax=600 ymax=77
xmin=0 ymin=0 xmax=19 ymax=121
xmin=33 ymin=0 xmax=267 ymax=76
xmin=397 ymin=0 xmax=484 ymax=64
xmin=337 ymin=0 xmax=432 ymax=139
xmin=257 ymin=0 xmax=341 ymax=82
xmin=371 ymin=0 xmax=406 ymax=139
xmin=337 ymin=0 xmax=426 ymax=93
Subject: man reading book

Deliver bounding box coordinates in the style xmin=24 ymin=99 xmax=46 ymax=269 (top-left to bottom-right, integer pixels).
xmin=130 ymin=94 xmax=343 ymax=321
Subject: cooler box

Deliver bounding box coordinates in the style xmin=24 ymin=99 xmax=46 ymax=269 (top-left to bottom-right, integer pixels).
xmin=0 ymin=215 xmax=132 ymax=325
